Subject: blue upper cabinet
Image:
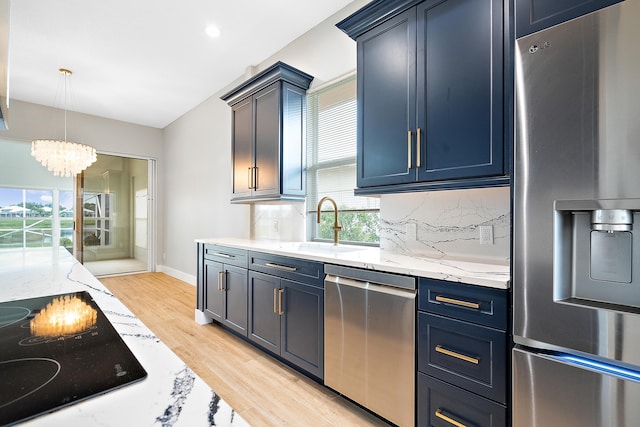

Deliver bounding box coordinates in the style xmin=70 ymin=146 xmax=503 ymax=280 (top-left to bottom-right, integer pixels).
xmin=356 ymin=8 xmax=417 ymax=187
xmin=338 ymin=0 xmax=511 ymax=195
xmin=515 ymin=0 xmax=623 ymax=38
xmin=221 ymin=63 xmax=313 ymax=203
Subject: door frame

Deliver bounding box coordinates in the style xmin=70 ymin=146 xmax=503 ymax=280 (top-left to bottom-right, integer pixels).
xmin=74 ymin=153 xmax=156 ymax=272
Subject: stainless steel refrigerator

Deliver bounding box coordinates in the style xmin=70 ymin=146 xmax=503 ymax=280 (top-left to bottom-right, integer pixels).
xmin=513 ymin=1 xmax=640 ymax=425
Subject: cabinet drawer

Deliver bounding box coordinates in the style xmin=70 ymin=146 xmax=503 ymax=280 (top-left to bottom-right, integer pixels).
xmin=249 ymin=252 xmax=324 ymax=288
xmin=418 ymin=372 xmax=506 ymax=427
xmin=418 ymin=312 xmax=507 ymax=404
xmin=203 ymin=244 xmax=248 ymax=268
xmin=418 ymin=278 xmax=507 ymax=330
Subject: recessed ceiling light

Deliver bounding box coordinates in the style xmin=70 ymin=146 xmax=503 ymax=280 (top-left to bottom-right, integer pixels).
xmin=205 ymin=24 xmax=221 ymax=38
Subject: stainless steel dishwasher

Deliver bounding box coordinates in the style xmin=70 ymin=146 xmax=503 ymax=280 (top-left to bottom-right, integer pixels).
xmin=324 ymin=264 xmax=416 ymax=427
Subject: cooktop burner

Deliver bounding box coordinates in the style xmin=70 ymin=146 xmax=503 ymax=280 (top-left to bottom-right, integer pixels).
xmin=0 ymin=291 xmax=147 ymax=426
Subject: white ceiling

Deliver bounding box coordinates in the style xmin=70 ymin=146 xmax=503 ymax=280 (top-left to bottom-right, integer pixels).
xmin=8 ymin=0 xmax=356 ymax=128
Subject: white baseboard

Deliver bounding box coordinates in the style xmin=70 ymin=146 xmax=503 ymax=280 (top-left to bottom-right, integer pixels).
xmin=156 ymin=264 xmax=196 ymax=286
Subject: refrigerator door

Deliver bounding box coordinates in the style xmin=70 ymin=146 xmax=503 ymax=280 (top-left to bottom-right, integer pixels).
xmin=513 ymin=0 xmax=640 ymax=364
xmin=513 ymin=347 xmax=640 ymax=427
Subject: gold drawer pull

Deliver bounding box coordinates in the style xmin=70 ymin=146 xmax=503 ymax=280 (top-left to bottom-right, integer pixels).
xmin=211 ymin=252 xmax=234 ymax=259
xmin=273 ymin=288 xmax=278 ymax=314
xmin=435 ymin=295 xmax=480 ymax=309
xmin=218 ymin=271 xmax=225 ymax=291
xmin=416 ymin=127 xmax=422 ymax=168
xmin=435 ymin=409 xmax=467 ymax=427
xmin=265 ymin=262 xmax=297 ymax=272
xmin=407 ymin=130 xmax=412 ymax=169
xmin=435 ymin=345 xmax=479 ymax=365
xmin=278 ymin=289 xmax=285 ymax=315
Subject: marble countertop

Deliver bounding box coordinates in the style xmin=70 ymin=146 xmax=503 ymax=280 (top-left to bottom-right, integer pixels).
xmin=0 ymin=247 xmax=248 ymax=427
xmin=196 ymin=238 xmax=510 ymax=289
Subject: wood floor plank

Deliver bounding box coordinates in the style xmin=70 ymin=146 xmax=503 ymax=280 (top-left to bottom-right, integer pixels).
xmin=100 ymin=272 xmax=390 ymax=427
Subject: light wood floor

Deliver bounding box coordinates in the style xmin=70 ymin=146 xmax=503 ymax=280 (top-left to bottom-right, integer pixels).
xmin=100 ymin=272 xmax=391 ymax=427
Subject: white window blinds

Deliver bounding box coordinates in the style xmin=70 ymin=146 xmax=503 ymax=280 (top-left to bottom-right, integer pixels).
xmin=306 ymin=74 xmax=379 ymax=243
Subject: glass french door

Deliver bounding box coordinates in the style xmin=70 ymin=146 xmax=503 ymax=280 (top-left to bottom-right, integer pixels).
xmin=74 ymin=154 xmax=154 ymax=276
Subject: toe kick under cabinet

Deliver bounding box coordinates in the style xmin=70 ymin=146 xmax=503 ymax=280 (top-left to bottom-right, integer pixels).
xmin=418 ymin=278 xmax=510 ymax=427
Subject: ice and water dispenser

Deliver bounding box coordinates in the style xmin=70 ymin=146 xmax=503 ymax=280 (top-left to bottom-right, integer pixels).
xmin=554 ymin=200 xmax=640 ymax=311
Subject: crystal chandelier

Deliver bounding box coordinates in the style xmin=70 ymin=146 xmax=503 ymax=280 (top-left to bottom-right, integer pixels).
xmin=31 ymin=69 xmax=97 ymax=177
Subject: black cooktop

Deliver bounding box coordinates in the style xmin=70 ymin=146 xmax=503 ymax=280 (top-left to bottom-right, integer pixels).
xmin=0 ymin=291 xmax=147 ymax=426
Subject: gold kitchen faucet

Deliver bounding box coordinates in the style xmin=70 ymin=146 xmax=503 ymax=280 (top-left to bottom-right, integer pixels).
xmin=316 ymin=196 xmax=342 ymax=245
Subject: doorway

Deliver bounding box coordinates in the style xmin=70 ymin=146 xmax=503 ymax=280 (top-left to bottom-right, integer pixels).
xmin=75 ymin=154 xmax=155 ymax=276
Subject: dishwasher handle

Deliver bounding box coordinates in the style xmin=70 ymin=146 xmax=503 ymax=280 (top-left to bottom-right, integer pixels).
xmin=325 ymin=274 xmax=416 ymax=298
xmin=324 ymin=264 xmax=416 ymax=291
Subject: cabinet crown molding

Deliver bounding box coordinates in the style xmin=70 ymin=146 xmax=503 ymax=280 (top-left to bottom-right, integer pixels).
xmin=221 ymin=61 xmax=313 ymax=106
xmin=336 ymin=0 xmax=424 ymax=40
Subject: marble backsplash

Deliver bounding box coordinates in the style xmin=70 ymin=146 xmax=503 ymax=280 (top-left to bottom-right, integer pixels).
xmin=252 ymin=186 xmax=510 ymax=264
xmin=379 ymin=187 xmax=510 ymax=263
xmin=251 ymin=203 xmax=306 ymax=241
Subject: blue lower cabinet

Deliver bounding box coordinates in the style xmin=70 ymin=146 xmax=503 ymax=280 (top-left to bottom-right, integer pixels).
xmin=418 ymin=373 xmax=506 ymax=427
xmin=417 ymin=278 xmax=509 ymax=426
xmin=418 ymin=312 xmax=507 ymax=404
xmin=204 ymin=259 xmax=248 ymax=337
xmin=248 ymin=271 xmax=324 ymax=379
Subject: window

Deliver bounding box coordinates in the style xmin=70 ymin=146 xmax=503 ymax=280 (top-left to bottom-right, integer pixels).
xmin=306 ymin=74 xmax=380 ymax=244
xmin=0 ymin=187 xmax=74 ymax=249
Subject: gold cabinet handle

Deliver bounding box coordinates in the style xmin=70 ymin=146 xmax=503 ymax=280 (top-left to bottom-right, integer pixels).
xmin=265 ymin=262 xmax=297 ymax=272
xmin=407 ymin=130 xmax=413 ymax=169
xmin=253 ymin=166 xmax=258 ymax=190
xmin=248 ymin=167 xmax=253 ymax=190
xmin=278 ymin=289 xmax=285 ymax=315
xmin=416 ymin=128 xmax=422 ymax=168
xmin=435 ymin=295 xmax=481 ymax=310
xmin=218 ymin=271 xmax=225 ymax=292
xmin=273 ymin=288 xmax=278 ymax=314
xmin=435 ymin=409 xmax=467 ymax=427
xmin=435 ymin=345 xmax=479 ymax=364
xmin=211 ymin=252 xmax=234 ymax=259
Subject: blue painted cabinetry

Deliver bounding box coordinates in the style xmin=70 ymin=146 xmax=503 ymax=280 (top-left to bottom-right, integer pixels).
xmin=515 ymin=0 xmax=623 ymax=38
xmin=247 ymin=252 xmax=324 ymax=380
xmin=221 ymin=62 xmax=313 ymax=203
xmin=417 ymin=278 xmax=510 ymax=427
xmin=337 ymin=0 xmax=510 ymax=195
xmin=199 ymin=244 xmax=249 ymax=337
xmin=197 ymin=245 xmax=324 ymax=380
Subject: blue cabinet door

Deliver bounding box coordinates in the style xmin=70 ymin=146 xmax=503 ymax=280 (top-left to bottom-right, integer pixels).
xmin=204 ymin=259 xmax=224 ymax=323
xmin=280 ymin=279 xmax=324 ymax=380
xmin=515 ymin=0 xmax=623 ymax=38
xmin=231 ymin=97 xmax=253 ymax=199
xmin=222 ymin=264 xmax=248 ymax=337
xmin=253 ymin=82 xmax=281 ymax=199
xmin=248 ymin=271 xmax=281 ymax=353
xmin=356 ymin=7 xmax=417 ymax=187
xmin=417 ymin=0 xmax=504 ymax=182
